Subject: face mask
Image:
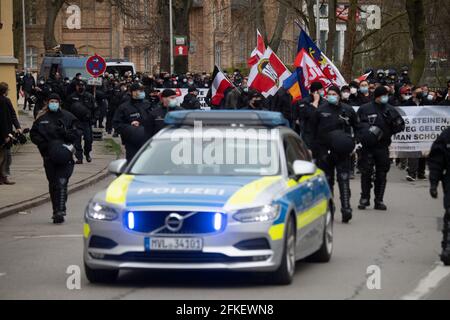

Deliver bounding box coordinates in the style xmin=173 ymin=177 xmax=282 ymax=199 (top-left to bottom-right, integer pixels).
xmin=402 ymin=95 xmax=412 ymax=100
xmin=136 ymin=91 xmax=146 ymax=100
xmin=360 ymin=87 xmax=369 ymax=94
xmin=48 ymin=102 xmax=60 ymax=112
xmin=327 ymin=95 xmax=339 ymax=105
xmin=350 ymin=87 xmax=358 ymax=95
xmin=188 ymin=81 xmax=194 ymax=86
xmin=422 ymin=91 xmax=428 ymax=97
xmin=380 ymin=95 xmax=389 ymax=104
xmin=318 ymin=90 xmax=325 ymax=98
xmin=40 ymin=81 xmax=45 ymax=85
xmin=427 ymin=95 xmax=434 ymax=101
xmin=342 ymin=92 xmax=350 ymax=100
xmin=168 ymin=99 xmax=178 ymax=108
xmin=243 ymin=87 xmax=249 ymax=93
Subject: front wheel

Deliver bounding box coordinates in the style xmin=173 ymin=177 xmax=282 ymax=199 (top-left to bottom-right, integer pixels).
xmin=84 ymin=263 xmax=119 ymax=284
xmin=306 ymin=207 xmax=333 ymax=263
xmin=271 ymin=214 xmax=296 ymax=285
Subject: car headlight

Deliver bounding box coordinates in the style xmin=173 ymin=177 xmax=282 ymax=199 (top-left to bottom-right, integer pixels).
xmin=86 ymin=202 xmax=119 ymax=221
xmin=233 ymin=205 xmax=280 ymax=223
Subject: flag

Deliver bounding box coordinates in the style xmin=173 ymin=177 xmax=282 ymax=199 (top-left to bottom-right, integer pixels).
xmin=294 ymin=48 xmax=334 ymax=91
xmin=248 ymin=29 xmax=266 ymax=67
xmin=282 ymin=71 xmax=303 ymax=102
xmin=357 ymin=71 xmax=372 ymax=82
xmin=248 ymin=47 xmax=291 ymax=98
xmin=297 ymin=29 xmax=347 ymax=88
xmin=210 ymin=66 xmax=234 ymax=106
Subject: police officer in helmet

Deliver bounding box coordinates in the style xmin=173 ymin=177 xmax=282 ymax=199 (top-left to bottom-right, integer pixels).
xmin=428 ymin=127 xmax=450 ymax=265
xmin=113 ymin=82 xmax=156 ymax=162
xmin=30 ymin=93 xmax=81 ymax=224
xmin=357 ymin=86 xmax=405 ymax=211
xmin=307 ymin=86 xmax=361 ymax=223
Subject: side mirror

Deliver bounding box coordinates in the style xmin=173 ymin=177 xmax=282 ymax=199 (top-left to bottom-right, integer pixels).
xmin=108 ymin=159 xmax=127 ymax=176
xmin=293 ymin=160 xmax=317 ymax=177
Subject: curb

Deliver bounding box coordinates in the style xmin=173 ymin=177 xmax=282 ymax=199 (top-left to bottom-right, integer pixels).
xmin=0 ymin=165 xmax=112 ymax=219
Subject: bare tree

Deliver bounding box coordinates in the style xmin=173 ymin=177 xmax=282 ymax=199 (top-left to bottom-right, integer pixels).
xmin=44 ymin=0 xmax=65 ymax=50
xmin=406 ymin=0 xmax=426 ymax=84
xmin=340 ymin=0 xmax=357 ymax=80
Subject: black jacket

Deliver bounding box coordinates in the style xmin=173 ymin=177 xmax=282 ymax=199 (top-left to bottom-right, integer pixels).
xmin=428 ymin=127 xmax=450 ymax=207
xmin=113 ymin=99 xmax=156 ymax=147
xmin=295 ymin=96 xmax=326 ymax=149
xmin=0 ymin=96 xmax=15 ymax=144
xmin=30 ymin=109 xmax=81 ymax=158
xmin=151 ymin=104 xmax=184 ymax=133
xmin=66 ymin=91 xmax=96 ymax=122
xmin=357 ymin=101 xmax=405 ymax=147
xmin=307 ymin=102 xmax=360 ymax=155
xmin=181 ymin=93 xmax=201 ymax=110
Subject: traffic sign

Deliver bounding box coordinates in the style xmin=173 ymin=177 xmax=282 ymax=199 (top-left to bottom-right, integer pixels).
xmin=86 ymin=54 xmax=107 ymax=78
xmin=174 ymin=45 xmax=189 ymax=57
xmin=174 ymin=35 xmax=187 ymax=46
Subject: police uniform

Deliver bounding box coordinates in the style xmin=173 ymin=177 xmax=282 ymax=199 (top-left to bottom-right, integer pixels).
xmin=66 ymin=82 xmax=96 ymax=163
xmin=151 ymin=103 xmax=184 ymax=133
xmin=30 ymin=94 xmax=80 ymax=223
xmin=307 ymin=91 xmax=360 ymax=223
xmin=357 ymin=88 xmax=405 ymax=210
xmin=427 ymin=127 xmax=450 ymax=265
xmin=113 ymin=93 xmax=156 ymax=162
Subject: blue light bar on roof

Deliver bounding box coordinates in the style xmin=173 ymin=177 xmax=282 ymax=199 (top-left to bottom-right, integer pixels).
xmin=164 ymin=110 xmax=290 ymax=127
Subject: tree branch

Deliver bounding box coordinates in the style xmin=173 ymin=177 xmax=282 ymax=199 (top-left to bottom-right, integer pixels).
xmin=354 ymin=11 xmax=408 ymax=47
xmin=353 ymin=31 xmax=409 ymax=56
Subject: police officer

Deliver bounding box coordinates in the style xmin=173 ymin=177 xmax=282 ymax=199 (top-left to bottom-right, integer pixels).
xmin=32 ymin=77 xmax=53 ymax=119
xmin=181 ymin=87 xmax=201 ymax=110
xmin=295 ymin=81 xmax=326 ymax=149
xmin=307 ymin=86 xmax=360 ymax=223
xmin=66 ymin=80 xmax=96 ymax=164
xmin=242 ymin=91 xmax=267 ymax=110
xmin=30 ymin=94 xmax=80 ymax=224
xmin=428 ymin=127 xmax=450 ymax=265
xmin=357 ymin=86 xmax=405 ymax=210
xmin=113 ymin=83 xmax=156 ymax=162
xmin=152 ymin=89 xmax=184 ymax=133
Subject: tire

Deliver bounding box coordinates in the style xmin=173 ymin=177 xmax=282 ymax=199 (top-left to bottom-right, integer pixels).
xmin=271 ymin=214 xmax=296 ymax=285
xmin=307 ymin=206 xmax=333 ymax=263
xmin=84 ymin=263 xmax=119 ymax=284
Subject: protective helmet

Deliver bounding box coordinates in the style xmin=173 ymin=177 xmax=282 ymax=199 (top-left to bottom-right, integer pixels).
xmin=48 ymin=141 xmax=73 ymax=165
xmin=327 ymin=130 xmax=355 ymax=155
xmin=359 ymin=125 xmax=384 ymax=148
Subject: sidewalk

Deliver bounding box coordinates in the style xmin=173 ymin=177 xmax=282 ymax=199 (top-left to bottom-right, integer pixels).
xmin=0 ymin=110 xmax=123 ymax=218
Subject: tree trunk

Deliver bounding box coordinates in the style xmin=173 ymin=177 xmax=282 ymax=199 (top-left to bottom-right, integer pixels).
xmin=406 ymin=0 xmax=426 ymax=84
xmin=268 ymin=0 xmax=288 ymax=53
xmin=341 ymin=0 xmax=358 ymax=81
xmin=255 ymin=0 xmax=269 ymax=44
xmin=326 ymin=0 xmax=337 ymax=60
xmin=173 ymin=0 xmax=193 ymax=74
xmin=306 ymin=0 xmax=317 ymax=42
xmin=158 ymin=0 xmax=170 ymax=73
xmin=44 ymin=0 xmax=65 ymax=50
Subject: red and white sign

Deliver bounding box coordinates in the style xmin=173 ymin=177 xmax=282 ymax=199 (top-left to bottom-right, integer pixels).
xmin=174 ymin=45 xmax=189 ymax=56
xmin=86 ymin=54 xmax=106 ymax=78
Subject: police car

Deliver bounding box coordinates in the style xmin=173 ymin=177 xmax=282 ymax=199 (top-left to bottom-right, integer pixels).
xmin=83 ymin=111 xmax=334 ymax=285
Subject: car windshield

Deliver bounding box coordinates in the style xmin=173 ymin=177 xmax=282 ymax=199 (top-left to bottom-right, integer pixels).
xmin=129 ymin=138 xmax=280 ymax=176
xmin=64 ymin=67 xmax=91 ymax=80
xmin=106 ymin=65 xmax=134 ymax=77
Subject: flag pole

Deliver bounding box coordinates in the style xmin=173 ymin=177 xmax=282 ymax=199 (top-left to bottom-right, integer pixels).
xmin=316 ymin=0 xmax=320 ymax=49
xmin=169 ymin=0 xmax=174 ymax=75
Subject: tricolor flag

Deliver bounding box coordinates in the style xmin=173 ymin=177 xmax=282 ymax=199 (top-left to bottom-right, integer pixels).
xmin=210 ymin=66 xmax=234 ymax=107
xmin=248 ymin=47 xmax=291 ymax=98
xmin=283 ymin=71 xmax=303 ymax=102
xmin=248 ymin=29 xmax=267 ymax=67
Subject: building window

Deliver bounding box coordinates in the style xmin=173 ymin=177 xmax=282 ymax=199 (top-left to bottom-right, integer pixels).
xmin=124 ymin=47 xmax=132 ymax=61
xmin=26 ymin=46 xmax=38 ymax=69
xmin=320 ymin=30 xmax=328 ymax=52
xmin=144 ymin=48 xmax=150 ymax=71
xmin=26 ymin=0 xmax=37 ymax=25
xmin=215 ymin=42 xmax=223 ymax=67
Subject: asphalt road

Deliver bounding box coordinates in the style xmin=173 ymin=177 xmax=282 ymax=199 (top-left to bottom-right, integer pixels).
xmin=0 ymin=168 xmax=449 ymax=300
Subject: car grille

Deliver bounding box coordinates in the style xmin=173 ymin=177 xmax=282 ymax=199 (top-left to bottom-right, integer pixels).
xmin=123 ymin=211 xmax=225 ymax=234
xmin=103 ymin=252 xmax=255 ymax=264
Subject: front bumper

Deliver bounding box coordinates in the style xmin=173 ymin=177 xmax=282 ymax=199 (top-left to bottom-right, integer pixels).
xmin=83 ymin=217 xmax=285 ymax=272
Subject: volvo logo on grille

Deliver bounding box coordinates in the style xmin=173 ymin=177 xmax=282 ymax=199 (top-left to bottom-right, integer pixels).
xmin=165 ymin=213 xmax=184 ymax=232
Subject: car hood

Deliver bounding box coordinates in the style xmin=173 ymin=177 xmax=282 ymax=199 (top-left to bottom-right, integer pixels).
xmin=103 ymin=175 xmax=286 ymax=210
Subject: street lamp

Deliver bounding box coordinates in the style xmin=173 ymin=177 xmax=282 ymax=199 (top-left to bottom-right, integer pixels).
xmin=22 ymin=0 xmax=27 ymax=69
xmin=169 ymin=0 xmax=174 ymax=75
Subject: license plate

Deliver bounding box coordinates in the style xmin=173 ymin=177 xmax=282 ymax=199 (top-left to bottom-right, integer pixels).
xmin=147 ymin=237 xmax=203 ymax=251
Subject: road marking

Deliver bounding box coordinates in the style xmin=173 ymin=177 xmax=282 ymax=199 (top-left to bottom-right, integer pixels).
xmin=401 ymin=263 xmax=450 ymax=300
xmin=14 ymin=234 xmax=83 ymax=240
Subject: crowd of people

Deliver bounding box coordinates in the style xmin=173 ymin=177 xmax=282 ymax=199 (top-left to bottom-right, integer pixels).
xmin=3 ymin=64 xmax=450 ymax=264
